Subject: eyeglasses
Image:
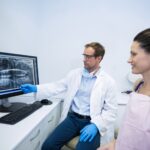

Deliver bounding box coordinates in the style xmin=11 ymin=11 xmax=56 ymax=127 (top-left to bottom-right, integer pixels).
xmin=82 ymin=54 xmax=95 ymax=59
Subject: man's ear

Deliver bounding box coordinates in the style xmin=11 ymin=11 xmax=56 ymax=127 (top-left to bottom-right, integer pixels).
xmin=98 ymin=56 xmax=103 ymax=63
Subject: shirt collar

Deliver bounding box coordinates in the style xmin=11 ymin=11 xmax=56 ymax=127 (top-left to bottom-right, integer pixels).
xmin=82 ymin=67 xmax=100 ymax=78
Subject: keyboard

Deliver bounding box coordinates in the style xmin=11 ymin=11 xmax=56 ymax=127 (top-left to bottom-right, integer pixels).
xmin=0 ymin=101 xmax=43 ymax=125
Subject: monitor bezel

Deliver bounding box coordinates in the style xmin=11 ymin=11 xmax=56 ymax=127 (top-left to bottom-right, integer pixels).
xmin=0 ymin=52 xmax=39 ymax=98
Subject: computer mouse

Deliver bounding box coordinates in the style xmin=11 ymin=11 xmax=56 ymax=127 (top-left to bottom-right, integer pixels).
xmin=40 ymin=99 xmax=52 ymax=105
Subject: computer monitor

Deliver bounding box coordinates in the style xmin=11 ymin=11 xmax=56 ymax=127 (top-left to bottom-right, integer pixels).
xmin=0 ymin=52 xmax=39 ymax=112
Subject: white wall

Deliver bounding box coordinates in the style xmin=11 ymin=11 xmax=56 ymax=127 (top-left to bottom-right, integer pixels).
xmin=0 ymin=0 xmax=150 ymax=92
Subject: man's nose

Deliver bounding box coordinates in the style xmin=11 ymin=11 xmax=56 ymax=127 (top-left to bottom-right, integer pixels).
xmin=127 ymin=57 xmax=132 ymax=63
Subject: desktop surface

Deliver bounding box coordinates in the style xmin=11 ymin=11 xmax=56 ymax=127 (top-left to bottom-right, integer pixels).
xmin=0 ymin=100 xmax=61 ymax=150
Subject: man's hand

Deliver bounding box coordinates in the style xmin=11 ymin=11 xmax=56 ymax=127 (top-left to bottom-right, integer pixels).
xmin=80 ymin=123 xmax=98 ymax=142
xmin=20 ymin=84 xmax=37 ymax=94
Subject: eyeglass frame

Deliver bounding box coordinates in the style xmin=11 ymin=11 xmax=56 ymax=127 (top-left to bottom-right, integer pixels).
xmin=82 ymin=53 xmax=96 ymax=59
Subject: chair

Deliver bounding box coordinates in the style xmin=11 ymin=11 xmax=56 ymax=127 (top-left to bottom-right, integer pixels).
xmin=65 ymin=136 xmax=79 ymax=149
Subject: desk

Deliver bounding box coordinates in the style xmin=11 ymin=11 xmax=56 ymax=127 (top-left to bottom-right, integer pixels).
xmin=0 ymin=100 xmax=61 ymax=150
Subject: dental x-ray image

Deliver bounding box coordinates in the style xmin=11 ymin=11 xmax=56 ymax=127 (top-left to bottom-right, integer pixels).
xmin=0 ymin=52 xmax=39 ymax=90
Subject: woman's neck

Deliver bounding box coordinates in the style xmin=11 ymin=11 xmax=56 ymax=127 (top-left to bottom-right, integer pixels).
xmin=139 ymin=71 xmax=150 ymax=96
xmin=142 ymin=71 xmax=150 ymax=87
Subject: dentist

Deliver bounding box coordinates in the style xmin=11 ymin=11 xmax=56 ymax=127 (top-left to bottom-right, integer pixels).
xmin=21 ymin=42 xmax=117 ymax=150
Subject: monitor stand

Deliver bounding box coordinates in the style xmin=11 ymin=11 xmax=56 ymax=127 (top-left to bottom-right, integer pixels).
xmin=0 ymin=98 xmax=27 ymax=112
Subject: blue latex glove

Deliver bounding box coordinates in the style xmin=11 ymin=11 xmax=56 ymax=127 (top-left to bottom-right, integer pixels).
xmin=20 ymin=84 xmax=37 ymax=94
xmin=80 ymin=123 xmax=98 ymax=142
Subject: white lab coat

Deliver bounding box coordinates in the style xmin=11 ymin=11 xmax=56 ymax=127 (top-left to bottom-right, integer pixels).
xmin=36 ymin=68 xmax=118 ymax=145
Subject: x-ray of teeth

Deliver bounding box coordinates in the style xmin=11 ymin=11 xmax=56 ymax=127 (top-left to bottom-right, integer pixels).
xmin=0 ymin=57 xmax=35 ymax=90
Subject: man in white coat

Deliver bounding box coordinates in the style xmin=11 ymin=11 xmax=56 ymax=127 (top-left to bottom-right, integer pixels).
xmin=21 ymin=42 xmax=118 ymax=150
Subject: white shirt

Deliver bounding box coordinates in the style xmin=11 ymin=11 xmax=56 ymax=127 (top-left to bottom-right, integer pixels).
xmin=71 ymin=68 xmax=98 ymax=116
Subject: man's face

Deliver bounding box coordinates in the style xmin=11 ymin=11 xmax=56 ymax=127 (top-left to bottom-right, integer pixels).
xmin=83 ymin=47 xmax=101 ymax=72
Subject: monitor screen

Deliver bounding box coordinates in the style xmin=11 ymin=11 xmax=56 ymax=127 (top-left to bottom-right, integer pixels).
xmin=0 ymin=52 xmax=39 ymax=112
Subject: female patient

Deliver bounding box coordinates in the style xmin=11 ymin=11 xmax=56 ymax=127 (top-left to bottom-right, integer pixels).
xmin=99 ymin=28 xmax=150 ymax=150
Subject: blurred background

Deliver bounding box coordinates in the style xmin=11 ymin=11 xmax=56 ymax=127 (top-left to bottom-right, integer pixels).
xmin=0 ymin=0 xmax=149 ymax=92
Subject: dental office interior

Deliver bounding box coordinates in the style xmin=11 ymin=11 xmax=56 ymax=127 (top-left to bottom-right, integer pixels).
xmin=0 ymin=0 xmax=150 ymax=150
